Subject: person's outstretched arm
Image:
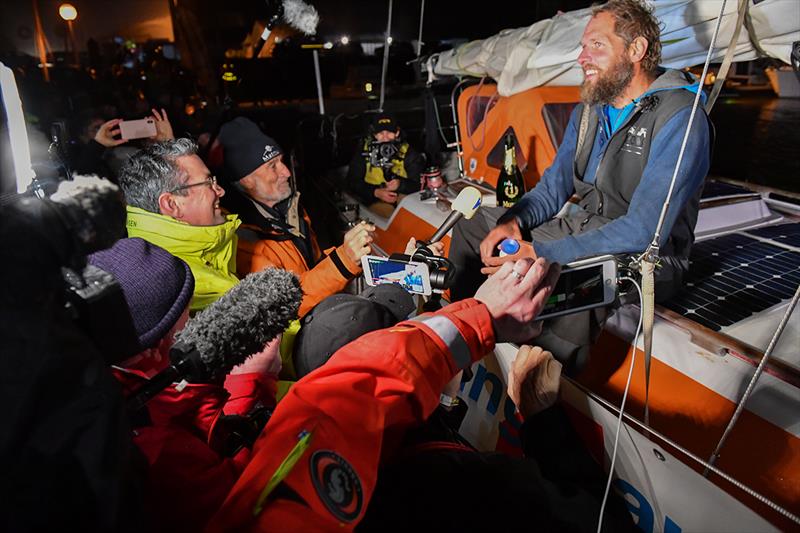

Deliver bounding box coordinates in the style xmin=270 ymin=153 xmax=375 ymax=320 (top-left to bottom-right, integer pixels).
xmin=208 ymin=258 xmax=559 ymax=532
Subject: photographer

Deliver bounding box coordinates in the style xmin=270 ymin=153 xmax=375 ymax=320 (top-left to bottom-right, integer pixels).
xmin=347 ymin=113 xmax=425 ymax=217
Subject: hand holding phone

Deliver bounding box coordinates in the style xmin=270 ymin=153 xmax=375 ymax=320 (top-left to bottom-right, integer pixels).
xmin=118 ymin=117 xmax=157 ymax=140
xmin=533 ymin=255 xmax=618 ymax=321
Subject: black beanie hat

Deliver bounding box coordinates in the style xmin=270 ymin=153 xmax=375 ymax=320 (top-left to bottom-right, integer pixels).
xmin=218 ymin=117 xmax=283 ymax=183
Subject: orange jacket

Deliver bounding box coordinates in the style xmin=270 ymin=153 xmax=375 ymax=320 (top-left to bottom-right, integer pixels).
xmin=206 ymin=299 xmax=495 ymax=531
xmin=236 ymin=210 xmax=360 ymax=318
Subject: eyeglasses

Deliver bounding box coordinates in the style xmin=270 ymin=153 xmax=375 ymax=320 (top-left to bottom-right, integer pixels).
xmin=169 ymin=175 xmax=217 ymax=194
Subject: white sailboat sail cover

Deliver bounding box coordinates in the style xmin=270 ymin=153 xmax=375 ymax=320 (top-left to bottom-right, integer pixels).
xmin=430 ymin=0 xmax=800 ymax=96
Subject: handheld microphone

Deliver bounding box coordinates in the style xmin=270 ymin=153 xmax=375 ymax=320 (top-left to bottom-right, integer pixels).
xmin=127 ymin=268 xmax=302 ymax=412
xmin=427 ymin=186 xmax=482 ymax=244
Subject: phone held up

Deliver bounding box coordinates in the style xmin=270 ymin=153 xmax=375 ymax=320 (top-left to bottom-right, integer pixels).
xmin=118 ymin=117 xmax=157 ymax=140
xmin=361 ymin=255 xmax=432 ymax=296
xmin=534 ymin=254 xmax=618 ymax=321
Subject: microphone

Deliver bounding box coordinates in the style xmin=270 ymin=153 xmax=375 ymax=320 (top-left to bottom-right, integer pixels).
xmin=127 ymin=268 xmax=302 ymax=412
xmin=428 ymin=186 xmax=482 ymax=244
xmin=257 ymin=0 xmax=319 ymax=56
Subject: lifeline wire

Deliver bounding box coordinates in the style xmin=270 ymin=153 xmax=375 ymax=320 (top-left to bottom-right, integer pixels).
xmin=378 ymin=0 xmax=393 ymax=111
xmin=645 ymin=0 xmax=727 ymax=256
xmin=596 ymin=277 xmax=642 ymax=533
xmin=705 ymin=283 xmax=800 ymax=474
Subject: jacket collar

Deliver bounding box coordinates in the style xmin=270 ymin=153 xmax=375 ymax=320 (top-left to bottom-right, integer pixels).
xmin=125 ymin=206 xmax=241 ymax=258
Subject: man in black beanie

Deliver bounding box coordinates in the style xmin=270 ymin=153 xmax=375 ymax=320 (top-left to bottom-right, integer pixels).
xmin=218 ymin=117 xmax=375 ymax=318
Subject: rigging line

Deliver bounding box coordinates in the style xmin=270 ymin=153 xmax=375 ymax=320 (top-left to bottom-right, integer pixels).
xmin=596 ymin=277 xmax=642 ymax=533
xmin=416 ymin=0 xmax=425 ymax=59
xmin=705 ymin=283 xmax=800 ymax=475
xmin=706 ymin=0 xmax=749 ymax=113
xmin=430 ymin=89 xmax=454 ymax=146
xmin=566 ymin=376 xmax=800 ymax=526
xmin=643 ymin=0 xmax=728 ymax=260
xmin=378 ymin=0 xmax=393 ymax=112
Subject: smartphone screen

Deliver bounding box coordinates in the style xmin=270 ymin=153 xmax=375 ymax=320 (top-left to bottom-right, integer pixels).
xmin=363 ymin=256 xmax=431 ymax=295
xmin=535 ymin=262 xmax=614 ymax=321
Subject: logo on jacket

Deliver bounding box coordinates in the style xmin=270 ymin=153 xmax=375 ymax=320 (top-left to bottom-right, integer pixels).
xmin=262 ymin=144 xmax=280 ymax=162
xmin=622 ymin=126 xmax=647 ymax=156
xmin=310 ymin=450 xmax=363 ymax=522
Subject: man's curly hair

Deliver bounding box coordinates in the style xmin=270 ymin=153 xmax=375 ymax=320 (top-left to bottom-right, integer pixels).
xmin=593 ymin=0 xmax=662 ymax=76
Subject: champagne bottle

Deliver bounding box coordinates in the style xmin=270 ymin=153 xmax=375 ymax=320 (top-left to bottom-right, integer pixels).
xmin=496 ymin=132 xmax=524 ymax=208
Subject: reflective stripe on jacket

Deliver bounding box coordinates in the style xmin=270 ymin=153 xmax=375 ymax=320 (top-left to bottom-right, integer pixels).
xmin=207 ymin=298 xmax=495 ymax=531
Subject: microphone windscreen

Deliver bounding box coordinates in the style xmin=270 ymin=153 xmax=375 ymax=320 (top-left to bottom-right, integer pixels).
xmin=450 ymin=186 xmax=482 ymax=220
xmin=175 ymin=268 xmax=302 ymax=378
xmin=282 ymin=0 xmax=319 ymax=35
xmin=49 ymin=175 xmax=127 ymax=254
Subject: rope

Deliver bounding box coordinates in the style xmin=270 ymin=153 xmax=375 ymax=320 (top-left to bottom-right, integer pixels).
xmin=640 ymin=259 xmax=655 ymax=427
xmin=378 ymin=0 xmax=393 ymax=111
xmin=707 ymin=0 xmax=749 ymax=113
xmin=569 ymin=377 xmax=800 ymax=526
xmin=596 ymin=277 xmax=642 ymax=533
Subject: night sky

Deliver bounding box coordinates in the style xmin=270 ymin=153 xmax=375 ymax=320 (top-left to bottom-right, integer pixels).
xmin=1 ymin=0 xmax=595 ymax=56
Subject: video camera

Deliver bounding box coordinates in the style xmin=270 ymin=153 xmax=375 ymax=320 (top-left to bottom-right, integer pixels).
xmin=1 ymin=177 xmax=135 ymax=365
xmin=363 ymin=140 xmax=400 ymax=169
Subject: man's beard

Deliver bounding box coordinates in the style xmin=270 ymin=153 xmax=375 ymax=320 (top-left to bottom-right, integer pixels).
xmin=580 ymin=55 xmax=634 ymax=106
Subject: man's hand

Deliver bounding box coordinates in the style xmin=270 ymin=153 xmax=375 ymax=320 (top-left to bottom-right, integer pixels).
xmin=151 ymin=108 xmax=174 ymax=141
xmin=479 ymin=217 xmax=523 ymax=265
xmin=384 ymin=178 xmax=401 ymax=192
xmin=507 ymin=346 xmax=562 ymax=419
xmin=342 ymin=221 xmax=376 ymax=263
xmin=375 ymin=188 xmax=398 ymax=203
xmin=230 ymin=335 xmax=282 ymax=376
xmin=474 ymin=258 xmax=560 ymax=343
xmin=481 ymin=239 xmax=538 ymax=275
xmin=404 ymin=237 xmax=444 ymax=257
xmin=94 ymin=118 xmax=127 ymax=147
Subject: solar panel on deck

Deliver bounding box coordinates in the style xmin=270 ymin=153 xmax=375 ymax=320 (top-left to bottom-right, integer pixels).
xmin=745 ymin=222 xmax=800 ymax=249
xmin=700 ymin=181 xmax=755 ymax=200
xmin=664 ymin=231 xmax=800 ymax=331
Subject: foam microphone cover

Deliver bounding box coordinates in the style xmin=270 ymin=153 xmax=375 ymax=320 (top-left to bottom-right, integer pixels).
xmin=174 ymin=268 xmax=302 ymax=379
xmin=282 ymin=0 xmax=319 ymax=35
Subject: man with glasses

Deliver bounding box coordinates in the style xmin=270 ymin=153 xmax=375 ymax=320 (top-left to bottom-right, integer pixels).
xmin=119 ymin=138 xmax=241 ymax=311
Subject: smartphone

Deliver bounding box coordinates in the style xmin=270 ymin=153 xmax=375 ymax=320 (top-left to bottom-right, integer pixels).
xmin=534 ymin=255 xmax=618 ymax=321
xmin=119 ymin=117 xmax=157 ymax=140
xmin=361 ymin=255 xmax=432 ymax=295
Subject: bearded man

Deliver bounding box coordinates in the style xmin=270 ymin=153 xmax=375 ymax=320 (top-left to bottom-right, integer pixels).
xmin=448 ymin=0 xmax=711 ymax=369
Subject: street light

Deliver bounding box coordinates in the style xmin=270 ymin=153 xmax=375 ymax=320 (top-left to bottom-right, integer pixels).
xmin=58 ymin=3 xmax=77 ymax=21
xmin=58 ymin=3 xmax=79 ymax=65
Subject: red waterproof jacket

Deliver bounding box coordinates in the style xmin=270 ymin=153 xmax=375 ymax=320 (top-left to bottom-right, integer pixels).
xmin=114 ymin=367 xmax=278 ymax=533
xmin=207 ymin=298 xmax=495 ymax=531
